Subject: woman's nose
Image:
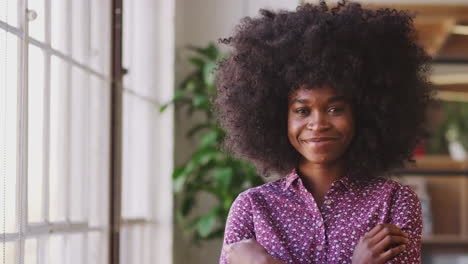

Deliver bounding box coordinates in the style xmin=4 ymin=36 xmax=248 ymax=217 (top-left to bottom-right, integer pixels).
xmin=306 ymin=112 xmax=330 ymax=131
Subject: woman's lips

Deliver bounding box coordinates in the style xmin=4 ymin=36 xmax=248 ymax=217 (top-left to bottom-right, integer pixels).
xmin=303 ymin=137 xmax=337 ymax=142
xmin=301 ymin=138 xmax=338 ymax=148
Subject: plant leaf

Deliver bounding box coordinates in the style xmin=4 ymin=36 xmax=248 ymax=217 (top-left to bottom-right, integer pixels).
xmin=181 ymin=192 xmax=195 ymax=216
xmin=189 ymin=56 xmax=205 ymax=68
xmin=192 ymin=94 xmax=209 ymax=109
xmin=203 ymin=227 xmax=225 ymax=240
xmin=172 ymin=164 xmax=194 ymax=193
xmin=214 ymin=167 xmax=233 ymax=189
xmin=197 ymin=208 xmax=217 ymax=237
xmin=203 ymin=61 xmax=217 ymax=88
xmin=173 ymin=175 xmax=186 ymax=193
xmin=172 ymin=167 xmax=185 ymax=179
xmin=189 ymin=43 xmax=219 ymax=60
xmin=184 ymin=79 xmax=197 ymax=92
xmin=187 ymin=123 xmax=212 ymax=138
xmin=159 ymin=89 xmax=184 ymax=112
xmin=159 ymin=104 xmax=169 ymax=113
xmin=192 ymin=149 xmax=218 ymax=166
xmin=200 ymin=131 xmax=218 ymax=148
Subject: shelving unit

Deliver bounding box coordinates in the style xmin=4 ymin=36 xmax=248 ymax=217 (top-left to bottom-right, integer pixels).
xmin=394 ymin=155 xmax=468 ymax=251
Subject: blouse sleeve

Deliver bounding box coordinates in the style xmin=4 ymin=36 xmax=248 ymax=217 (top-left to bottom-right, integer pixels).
xmin=387 ymin=184 xmax=423 ymax=264
xmin=219 ymin=191 xmax=256 ymax=264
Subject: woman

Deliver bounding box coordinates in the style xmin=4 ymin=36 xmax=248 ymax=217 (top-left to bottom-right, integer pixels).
xmin=214 ymin=1 xmax=433 ymax=263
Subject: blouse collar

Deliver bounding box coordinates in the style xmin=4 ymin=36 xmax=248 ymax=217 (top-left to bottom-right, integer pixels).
xmin=282 ymin=168 xmax=359 ymax=194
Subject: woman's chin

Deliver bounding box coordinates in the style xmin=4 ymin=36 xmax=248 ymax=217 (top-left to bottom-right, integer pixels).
xmin=301 ymin=148 xmax=350 ymax=164
xmin=302 ymin=155 xmax=340 ymax=166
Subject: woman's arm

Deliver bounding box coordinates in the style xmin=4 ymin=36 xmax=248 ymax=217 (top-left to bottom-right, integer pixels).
xmin=352 ymin=224 xmax=409 ymax=264
xmin=225 ymin=239 xmax=286 ymax=264
xmin=352 ymin=185 xmax=422 ymax=264
xmin=385 ymin=185 xmax=423 ymax=263
xmin=219 ymin=191 xmax=256 ymax=264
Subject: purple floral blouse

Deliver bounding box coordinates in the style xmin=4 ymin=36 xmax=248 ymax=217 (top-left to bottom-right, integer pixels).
xmin=219 ymin=169 xmax=422 ymax=264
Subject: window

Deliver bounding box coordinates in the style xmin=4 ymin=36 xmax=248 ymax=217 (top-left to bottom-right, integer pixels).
xmin=1 ymin=0 xmax=111 ymax=263
xmin=2 ymin=0 xmax=175 ymax=263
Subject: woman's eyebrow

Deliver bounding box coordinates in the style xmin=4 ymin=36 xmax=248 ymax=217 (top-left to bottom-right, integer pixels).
xmin=328 ymin=96 xmax=347 ymax=103
xmin=290 ymin=96 xmax=347 ymax=104
xmin=290 ymin=98 xmax=309 ymax=104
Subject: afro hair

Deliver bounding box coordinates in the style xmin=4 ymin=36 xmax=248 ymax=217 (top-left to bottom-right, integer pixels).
xmin=213 ymin=0 xmax=434 ymax=178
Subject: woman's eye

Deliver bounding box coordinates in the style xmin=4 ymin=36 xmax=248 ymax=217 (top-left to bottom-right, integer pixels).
xmin=328 ymin=107 xmax=344 ymax=115
xmin=294 ymin=108 xmax=309 ymax=115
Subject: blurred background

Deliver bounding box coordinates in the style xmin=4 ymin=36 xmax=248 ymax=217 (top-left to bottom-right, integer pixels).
xmin=1 ymin=0 xmax=468 ymax=263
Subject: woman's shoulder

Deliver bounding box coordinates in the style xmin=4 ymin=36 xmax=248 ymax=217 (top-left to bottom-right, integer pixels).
xmin=240 ymin=177 xmax=288 ymax=195
xmin=364 ymin=176 xmax=420 ymax=204
xmin=381 ymin=177 xmax=418 ymax=193
xmin=355 ymin=176 xmax=419 ymax=201
xmin=234 ymin=177 xmax=290 ymax=204
xmin=361 ymin=175 xmax=414 ymax=191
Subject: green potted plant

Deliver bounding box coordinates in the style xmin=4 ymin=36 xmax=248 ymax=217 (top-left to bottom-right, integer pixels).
xmin=444 ymin=101 xmax=468 ymax=160
xmin=160 ymin=43 xmax=264 ymax=241
xmin=427 ymin=101 xmax=468 ymax=160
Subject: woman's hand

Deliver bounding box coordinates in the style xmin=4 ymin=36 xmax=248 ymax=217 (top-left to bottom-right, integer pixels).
xmin=352 ymin=224 xmax=409 ymax=264
xmin=225 ymin=239 xmax=285 ymax=264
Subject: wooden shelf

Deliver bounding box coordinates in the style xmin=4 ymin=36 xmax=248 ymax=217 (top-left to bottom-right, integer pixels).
xmin=394 ymin=155 xmax=468 ymax=252
xmin=410 ymin=155 xmax=468 ymax=171
xmin=422 ymin=234 xmax=468 ymax=245
xmin=395 ymin=155 xmax=468 ymax=175
xmin=394 ymin=169 xmax=468 ymax=176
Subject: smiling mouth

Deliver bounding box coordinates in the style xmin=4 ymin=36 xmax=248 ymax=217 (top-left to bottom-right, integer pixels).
xmin=300 ymin=138 xmax=338 ymax=149
xmin=302 ymin=137 xmax=338 ymax=143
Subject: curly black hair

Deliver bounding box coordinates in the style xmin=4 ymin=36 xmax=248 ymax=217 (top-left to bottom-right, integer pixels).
xmin=213 ymin=0 xmax=434 ymax=178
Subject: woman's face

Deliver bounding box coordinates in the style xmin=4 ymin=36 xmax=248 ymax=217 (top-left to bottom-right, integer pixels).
xmin=287 ymin=85 xmax=355 ymax=166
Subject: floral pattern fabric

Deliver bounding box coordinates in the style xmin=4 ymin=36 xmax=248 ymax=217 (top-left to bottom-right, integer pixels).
xmin=219 ymin=169 xmax=422 ymax=264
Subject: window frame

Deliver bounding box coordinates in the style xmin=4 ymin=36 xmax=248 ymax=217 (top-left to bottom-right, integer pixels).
xmin=1 ymin=0 xmax=114 ymax=263
xmin=1 ymin=0 xmax=175 ymax=263
xmin=110 ymin=0 xmax=124 ymax=263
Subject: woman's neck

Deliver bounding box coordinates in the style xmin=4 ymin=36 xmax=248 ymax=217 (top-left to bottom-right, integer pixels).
xmin=297 ymin=159 xmax=346 ymax=201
